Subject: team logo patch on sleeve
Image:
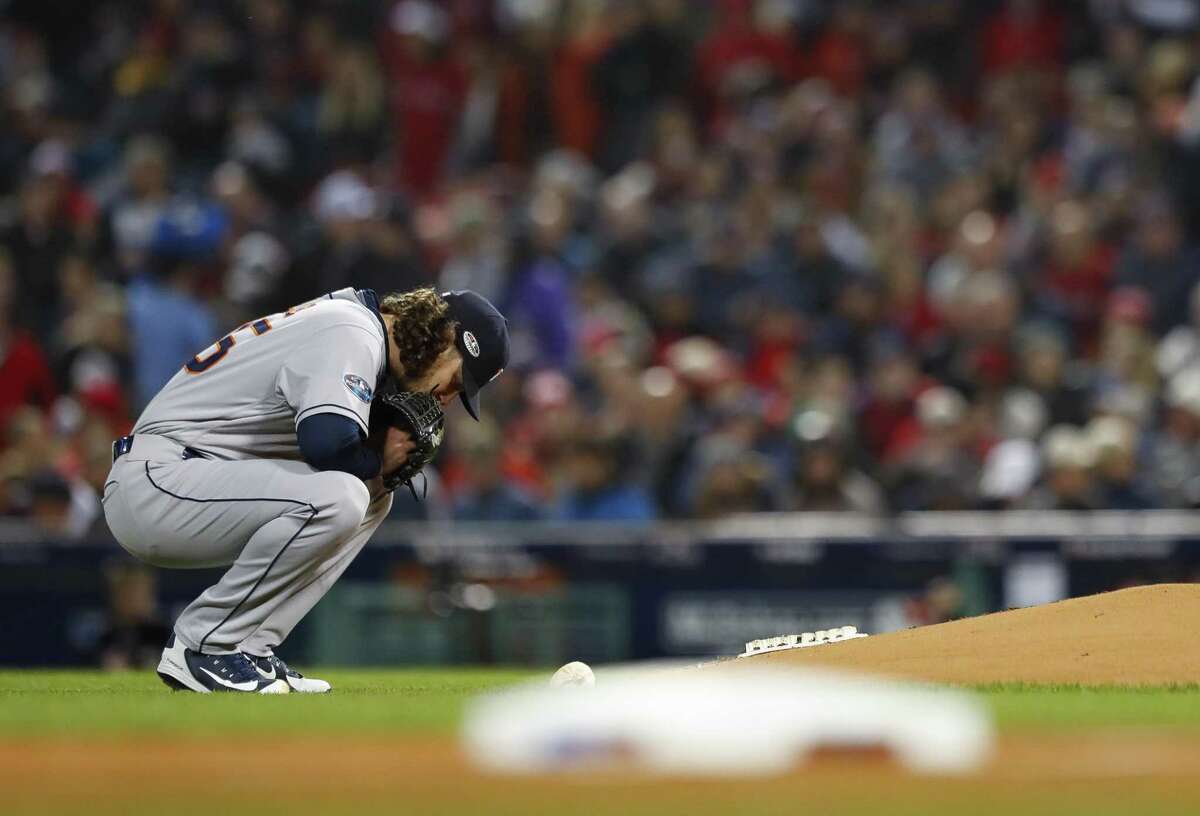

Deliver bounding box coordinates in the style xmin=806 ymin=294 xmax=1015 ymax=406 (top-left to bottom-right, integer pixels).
xmin=343 ymin=374 xmax=374 ymax=403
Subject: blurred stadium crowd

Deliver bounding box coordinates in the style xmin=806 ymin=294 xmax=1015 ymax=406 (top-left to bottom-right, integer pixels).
xmin=6 ymin=0 xmax=1200 ymax=536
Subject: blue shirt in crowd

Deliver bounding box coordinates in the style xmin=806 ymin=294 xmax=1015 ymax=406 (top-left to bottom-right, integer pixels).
xmin=126 ymin=276 xmax=219 ymax=409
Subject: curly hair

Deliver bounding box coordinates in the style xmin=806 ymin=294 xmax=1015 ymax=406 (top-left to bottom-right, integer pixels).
xmin=378 ymin=288 xmax=457 ymax=383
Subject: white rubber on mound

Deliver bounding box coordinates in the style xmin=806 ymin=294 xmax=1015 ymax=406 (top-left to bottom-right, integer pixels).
xmin=738 ymin=625 xmax=868 ymax=658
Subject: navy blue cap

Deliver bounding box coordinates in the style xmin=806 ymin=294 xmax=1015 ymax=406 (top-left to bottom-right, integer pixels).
xmin=442 ymin=290 xmax=509 ymax=420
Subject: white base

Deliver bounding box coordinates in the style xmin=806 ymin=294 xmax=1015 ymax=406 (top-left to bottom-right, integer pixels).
xmin=464 ymin=660 xmax=994 ymax=776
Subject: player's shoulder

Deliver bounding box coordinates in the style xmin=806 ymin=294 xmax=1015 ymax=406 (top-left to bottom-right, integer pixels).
xmin=296 ymin=296 xmax=385 ymax=340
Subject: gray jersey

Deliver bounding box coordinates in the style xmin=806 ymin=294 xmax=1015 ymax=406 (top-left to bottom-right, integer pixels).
xmin=133 ymin=288 xmax=387 ymax=460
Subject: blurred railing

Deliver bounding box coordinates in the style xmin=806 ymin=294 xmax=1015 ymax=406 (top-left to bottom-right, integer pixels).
xmin=4 ymin=511 xmax=1197 ymax=667
xmin=373 ymin=509 xmax=1200 ymax=544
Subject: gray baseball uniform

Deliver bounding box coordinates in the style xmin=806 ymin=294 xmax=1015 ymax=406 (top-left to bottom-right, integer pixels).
xmin=102 ymin=288 xmax=393 ymax=656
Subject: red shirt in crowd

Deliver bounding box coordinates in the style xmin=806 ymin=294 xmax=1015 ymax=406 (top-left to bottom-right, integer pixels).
xmin=0 ymin=330 xmax=56 ymax=433
xmin=980 ymin=3 xmax=1065 ymax=76
xmin=695 ymin=3 xmax=804 ymax=128
xmin=383 ymin=46 xmax=467 ymax=197
xmin=552 ymin=29 xmax=611 ymax=158
xmin=809 ymin=26 xmax=865 ymax=96
xmin=1041 ymin=243 xmax=1117 ymax=355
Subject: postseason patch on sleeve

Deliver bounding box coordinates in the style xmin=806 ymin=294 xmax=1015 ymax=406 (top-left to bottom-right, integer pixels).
xmin=343 ymin=373 xmax=374 ymax=403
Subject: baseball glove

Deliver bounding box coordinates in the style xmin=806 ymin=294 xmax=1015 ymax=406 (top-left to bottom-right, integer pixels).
xmin=369 ymin=388 xmax=445 ymax=497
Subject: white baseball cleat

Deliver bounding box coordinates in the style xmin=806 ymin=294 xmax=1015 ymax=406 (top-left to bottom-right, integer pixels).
xmin=246 ymin=653 xmax=332 ymax=693
xmin=156 ymin=636 xmax=290 ymax=694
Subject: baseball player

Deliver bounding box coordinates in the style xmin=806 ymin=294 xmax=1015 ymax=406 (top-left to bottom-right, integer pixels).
xmin=102 ymin=286 xmax=509 ymax=693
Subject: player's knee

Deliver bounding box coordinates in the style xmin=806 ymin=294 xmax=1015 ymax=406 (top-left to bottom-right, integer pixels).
xmin=314 ymin=472 xmax=371 ymax=536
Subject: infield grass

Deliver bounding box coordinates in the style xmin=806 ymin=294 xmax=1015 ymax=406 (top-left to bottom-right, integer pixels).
xmin=3 ymin=669 xmax=1200 ymax=736
xmin=0 ymin=668 xmax=539 ymax=737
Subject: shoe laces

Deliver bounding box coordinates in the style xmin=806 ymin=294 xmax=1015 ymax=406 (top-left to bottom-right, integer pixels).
xmin=210 ymin=652 xmax=262 ymax=684
xmin=268 ymin=654 xmax=301 ymax=678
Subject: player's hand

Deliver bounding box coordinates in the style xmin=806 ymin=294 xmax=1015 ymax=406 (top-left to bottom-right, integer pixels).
xmin=379 ymin=425 xmax=416 ymax=476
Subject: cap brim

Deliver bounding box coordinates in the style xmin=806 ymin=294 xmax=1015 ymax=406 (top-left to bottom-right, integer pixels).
xmin=460 ymin=363 xmax=482 ymax=421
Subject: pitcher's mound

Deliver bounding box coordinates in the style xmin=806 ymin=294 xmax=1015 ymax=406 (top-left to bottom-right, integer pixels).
xmin=747 ymin=584 xmax=1200 ymax=685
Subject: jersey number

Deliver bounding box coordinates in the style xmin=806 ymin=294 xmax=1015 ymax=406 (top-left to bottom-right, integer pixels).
xmin=184 ymin=318 xmax=273 ymax=373
xmin=184 ymin=297 xmax=324 ymax=374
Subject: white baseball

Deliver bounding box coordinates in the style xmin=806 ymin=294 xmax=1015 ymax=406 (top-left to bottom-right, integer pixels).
xmin=549 ymin=660 xmax=595 ymax=688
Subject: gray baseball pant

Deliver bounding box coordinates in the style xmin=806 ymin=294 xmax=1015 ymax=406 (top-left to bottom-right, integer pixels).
xmin=102 ymin=434 xmax=392 ymax=655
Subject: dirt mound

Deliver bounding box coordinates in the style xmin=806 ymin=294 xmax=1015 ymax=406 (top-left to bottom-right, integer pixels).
xmin=746 ymin=584 xmax=1200 ymax=685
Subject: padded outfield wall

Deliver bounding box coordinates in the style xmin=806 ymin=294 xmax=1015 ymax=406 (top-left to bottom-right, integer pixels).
xmin=3 ymin=511 xmax=1199 ymax=666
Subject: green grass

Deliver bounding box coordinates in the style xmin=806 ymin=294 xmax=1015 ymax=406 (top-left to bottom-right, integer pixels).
xmin=977 ymin=682 xmax=1200 ymax=731
xmin=2 ymin=669 xmax=1200 ymax=737
xmin=0 ymin=668 xmax=539 ymax=737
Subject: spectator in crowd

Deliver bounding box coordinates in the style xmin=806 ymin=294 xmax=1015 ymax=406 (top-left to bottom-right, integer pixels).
xmin=97 ymin=135 xmax=174 ymax=279
xmin=979 ymin=0 xmax=1065 ymax=79
xmin=1149 ymin=367 xmax=1200 ymax=507
xmin=317 ymin=44 xmax=389 ymax=168
xmin=886 ymin=385 xmax=981 ymax=511
xmin=789 ymin=410 xmax=884 ymax=514
xmin=979 ymin=436 xmax=1041 ymax=510
xmin=692 ymin=451 xmax=780 ymax=518
xmin=125 ymin=201 xmax=222 ymax=408
xmin=591 ymin=0 xmax=689 ymax=172
xmin=1114 ymin=193 xmax=1200 ymax=335
xmin=1033 ymin=199 xmax=1117 ymax=356
xmin=0 ymin=250 xmax=56 ymax=436
xmin=1157 ymin=282 xmax=1200 ymax=381
xmin=1094 ymin=286 xmax=1159 ymax=405
xmin=1022 ymin=424 xmax=1101 ymax=510
xmin=5 ymin=1 xmax=1200 ymax=529
xmin=296 ymin=170 xmax=380 ymax=298
xmin=382 ymin=0 xmax=466 ymax=196
xmin=857 ymin=344 xmax=925 ymax=463
xmin=555 ymin=431 xmax=656 ymax=522
xmin=452 ymin=416 xmax=543 ymax=522
xmin=1014 ymin=322 xmax=1091 ymax=427
xmin=26 ymin=469 xmax=81 ymax=539
xmin=3 ymin=157 xmax=80 ymax=335
xmin=439 ymin=191 xmax=508 ymax=304
xmin=53 ymin=252 xmax=130 ymax=414
xmin=1088 ymin=415 xmax=1156 ymax=510
xmin=873 ymin=69 xmax=971 ymax=199
xmin=503 ymin=187 xmax=578 ymax=371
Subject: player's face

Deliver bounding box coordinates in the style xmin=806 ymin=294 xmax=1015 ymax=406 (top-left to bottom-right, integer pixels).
xmin=407 ymin=345 xmax=465 ymax=408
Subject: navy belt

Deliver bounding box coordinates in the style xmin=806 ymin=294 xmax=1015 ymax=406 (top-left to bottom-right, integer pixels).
xmin=112 ymin=435 xmax=134 ymax=462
